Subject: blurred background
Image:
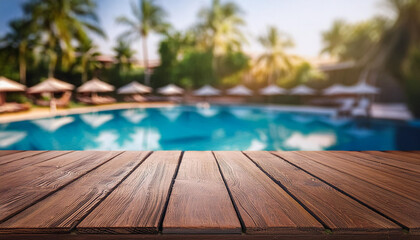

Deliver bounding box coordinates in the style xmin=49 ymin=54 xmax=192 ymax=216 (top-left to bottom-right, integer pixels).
xmin=0 ymin=0 xmax=419 ymax=151
xmin=0 ymin=0 xmax=419 ymax=117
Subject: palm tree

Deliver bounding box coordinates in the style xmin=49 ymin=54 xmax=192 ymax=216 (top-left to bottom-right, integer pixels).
xmin=116 ymin=0 xmax=168 ymax=86
xmin=366 ymin=0 xmax=420 ymax=78
xmin=196 ymin=0 xmax=246 ymax=56
xmin=78 ymin=40 xmax=101 ymax=83
xmin=254 ymin=26 xmax=298 ymax=85
xmin=24 ymin=0 xmax=105 ymax=77
xmin=320 ymin=20 xmax=348 ymax=58
xmin=0 ymin=19 xmax=38 ymax=84
xmin=113 ymin=40 xmax=136 ymax=71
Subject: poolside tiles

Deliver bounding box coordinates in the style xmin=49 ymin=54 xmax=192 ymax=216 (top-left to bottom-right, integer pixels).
xmin=0 ymin=150 xmax=419 ymax=239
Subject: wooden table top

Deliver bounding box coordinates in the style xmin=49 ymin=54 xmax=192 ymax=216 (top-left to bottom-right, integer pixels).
xmin=0 ymin=150 xmax=419 ymax=240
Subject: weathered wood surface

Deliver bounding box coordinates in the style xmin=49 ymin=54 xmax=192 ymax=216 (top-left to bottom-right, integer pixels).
xmin=297 ymin=151 xmax=420 ymax=202
xmin=244 ymin=151 xmax=399 ymax=233
xmin=0 ymin=151 xmax=150 ymax=233
xmin=273 ymin=151 xmax=420 ymax=232
xmin=0 ymin=151 xmax=121 ymax=222
xmin=0 ymin=150 xmax=20 ymax=157
xmin=345 ymin=151 xmax=420 ymax=173
xmin=322 ymin=151 xmax=420 ymax=183
xmin=368 ymin=151 xmax=420 ymax=165
xmin=214 ymin=151 xmax=323 ymax=235
xmin=0 ymin=151 xmax=46 ymax=165
xmin=163 ymin=151 xmax=241 ymax=234
xmin=0 ymin=151 xmax=72 ymax=176
xmin=77 ymin=151 xmax=181 ymax=234
xmin=0 ymin=150 xmax=419 ymax=239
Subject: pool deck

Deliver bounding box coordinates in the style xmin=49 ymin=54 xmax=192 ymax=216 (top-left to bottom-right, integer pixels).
xmin=0 ymin=150 xmax=419 ymax=239
xmin=0 ymin=102 xmax=175 ymax=124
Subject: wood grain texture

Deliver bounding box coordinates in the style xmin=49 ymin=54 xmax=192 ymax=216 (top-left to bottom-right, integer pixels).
xmin=296 ymin=151 xmax=420 ymax=202
xmin=0 ymin=151 xmax=20 ymax=157
xmin=0 ymin=233 xmax=408 ymax=240
xmin=369 ymin=151 xmax=420 ymax=165
xmin=0 ymin=151 xmax=121 ymax=222
xmin=244 ymin=151 xmax=399 ymax=233
xmin=0 ymin=151 xmax=72 ymax=176
xmin=273 ymin=151 xmax=420 ymax=232
xmin=163 ymin=151 xmax=241 ymax=234
xmin=322 ymin=151 xmax=420 ymax=183
xmin=344 ymin=151 xmax=420 ymax=173
xmin=213 ymin=151 xmax=323 ymax=235
xmin=0 ymin=151 xmax=46 ymax=165
xmin=77 ymin=151 xmax=181 ymax=234
xmin=0 ymin=151 xmax=151 ymax=233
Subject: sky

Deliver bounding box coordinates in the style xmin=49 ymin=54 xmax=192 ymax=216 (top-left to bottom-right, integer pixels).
xmin=0 ymin=0 xmax=388 ymax=61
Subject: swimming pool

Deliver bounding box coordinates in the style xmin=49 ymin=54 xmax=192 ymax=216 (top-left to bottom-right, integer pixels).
xmin=1 ymin=105 xmax=419 ymax=151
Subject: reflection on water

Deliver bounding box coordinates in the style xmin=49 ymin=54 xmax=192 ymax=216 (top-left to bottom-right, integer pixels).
xmin=32 ymin=117 xmax=74 ymax=132
xmin=196 ymin=107 xmax=220 ymax=118
xmin=80 ymin=113 xmax=113 ymax=128
xmin=285 ymin=132 xmax=337 ymax=151
xmin=0 ymin=131 xmax=27 ymax=147
xmin=121 ymin=109 xmax=148 ymax=124
xmin=159 ymin=107 xmax=182 ymax=121
xmin=1 ymin=105 xmax=419 ymax=151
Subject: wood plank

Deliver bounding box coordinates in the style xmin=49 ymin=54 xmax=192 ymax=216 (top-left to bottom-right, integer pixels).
xmin=163 ymin=151 xmax=241 ymax=234
xmin=77 ymin=151 xmax=181 ymax=234
xmin=322 ymin=151 xmax=420 ymax=183
xmin=0 ymin=151 xmax=20 ymax=157
xmin=0 ymin=151 xmax=151 ymax=233
xmin=0 ymin=151 xmax=46 ymax=165
xmin=0 ymin=151 xmax=72 ymax=176
xmin=344 ymin=151 xmax=420 ymax=173
xmin=244 ymin=151 xmax=399 ymax=233
xmin=213 ymin=151 xmax=323 ymax=235
xmin=0 ymin=151 xmax=121 ymax=223
xmin=273 ymin=151 xmax=420 ymax=232
xmin=295 ymin=152 xmax=420 ymax=203
xmin=0 ymin=233 xmax=407 ymax=240
xmin=370 ymin=151 xmax=420 ymax=165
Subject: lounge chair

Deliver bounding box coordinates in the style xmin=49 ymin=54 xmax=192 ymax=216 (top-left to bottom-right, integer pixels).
xmin=77 ymin=95 xmax=93 ymax=105
xmin=78 ymin=95 xmax=116 ymax=105
xmin=124 ymin=94 xmax=147 ymax=102
xmin=34 ymin=91 xmax=72 ymax=108
xmin=351 ymin=97 xmax=371 ymax=117
xmin=337 ymin=98 xmax=355 ymax=116
xmin=0 ymin=103 xmax=30 ymax=114
xmin=56 ymin=91 xmax=72 ymax=108
xmin=93 ymin=96 xmax=116 ymax=105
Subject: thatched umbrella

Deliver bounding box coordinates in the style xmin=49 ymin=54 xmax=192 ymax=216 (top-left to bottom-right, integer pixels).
xmin=27 ymin=77 xmax=74 ymax=94
xmin=158 ymin=84 xmax=184 ymax=95
xmin=289 ymin=85 xmax=316 ymax=95
xmin=323 ymin=82 xmax=379 ymax=97
xmin=117 ymin=81 xmax=152 ymax=94
xmin=323 ymin=84 xmax=354 ymax=96
xmin=259 ymin=84 xmax=287 ymax=96
xmin=77 ymin=78 xmax=114 ymax=94
xmin=193 ymin=85 xmax=221 ymax=97
xmin=227 ymin=85 xmax=252 ymax=96
xmin=0 ymin=76 xmax=26 ymax=105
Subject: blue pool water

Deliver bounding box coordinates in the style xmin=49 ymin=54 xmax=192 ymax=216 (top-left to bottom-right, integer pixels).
xmin=1 ymin=105 xmax=419 ymax=151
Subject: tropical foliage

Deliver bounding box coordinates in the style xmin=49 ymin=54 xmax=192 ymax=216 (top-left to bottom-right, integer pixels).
xmin=0 ymin=0 xmax=419 ymax=115
xmin=321 ymin=18 xmax=389 ymax=61
xmin=116 ymin=0 xmax=169 ymax=85
xmin=253 ymin=26 xmax=297 ymax=86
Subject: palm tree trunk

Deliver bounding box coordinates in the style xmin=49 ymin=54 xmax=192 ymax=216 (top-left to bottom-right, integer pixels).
xmin=48 ymin=50 xmax=58 ymax=78
xmin=82 ymin=56 xmax=88 ymax=83
xmin=19 ymin=43 xmax=27 ymax=85
xmin=141 ymin=34 xmax=150 ymax=86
